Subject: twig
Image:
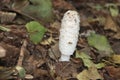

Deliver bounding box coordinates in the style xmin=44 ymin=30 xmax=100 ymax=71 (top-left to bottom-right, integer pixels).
xmin=17 ymin=40 xmax=27 ymax=66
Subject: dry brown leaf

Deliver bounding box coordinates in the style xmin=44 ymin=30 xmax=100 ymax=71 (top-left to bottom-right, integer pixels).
xmin=40 ymin=35 xmax=56 ymax=45
xmin=104 ymin=15 xmax=118 ymax=32
xmin=105 ymin=66 xmax=120 ymax=79
xmin=48 ymin=42 xmax=60 ymax=60
xmin=0 ymin=11 xmax=16 ymax=23
xmin=0 ymin=46 xmax=6 ymax=58
xmin=53 ymin=0 xmax=75 ymax=10
xmin=77 ymin=67 xmax=103 ymax=80
xmin=80 ymin=13 xmax=90 ymax=27
xmin=112 ymin=41 xmax=120 ymax=54
xmin=0 ymin=42 xmax=20 ymax=65
xmin=113 ymin=32 xmax=120 ymax=39
xmin=112 ymin=54 xmax=120 ymax=64
xmin=50 ymin=21 xmax=61 ymax=31
xmin=55 ymin=62 xmax=78 ymax=79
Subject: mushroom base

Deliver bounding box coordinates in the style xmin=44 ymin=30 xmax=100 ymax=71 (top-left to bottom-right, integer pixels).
xmin=59 ymin=54 xmax=70 ymax=61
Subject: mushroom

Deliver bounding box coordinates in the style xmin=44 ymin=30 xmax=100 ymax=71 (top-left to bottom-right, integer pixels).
xmin=59 ymin=10 xmax=80 ymax=61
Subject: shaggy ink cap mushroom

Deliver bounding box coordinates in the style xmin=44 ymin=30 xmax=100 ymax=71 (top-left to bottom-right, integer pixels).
xmin=59 ymin=10 xmax=80 ymax=61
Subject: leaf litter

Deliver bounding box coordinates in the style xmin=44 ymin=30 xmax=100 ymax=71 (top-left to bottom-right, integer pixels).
xmin=0 ymin=0 xmax=120 ymax=80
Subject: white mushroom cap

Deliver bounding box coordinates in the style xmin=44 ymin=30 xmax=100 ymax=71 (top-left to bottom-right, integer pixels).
xmin=59 ymin=10 xmax=80 ymax=61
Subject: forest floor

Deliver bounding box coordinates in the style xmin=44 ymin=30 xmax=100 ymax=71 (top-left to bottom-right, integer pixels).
xmin=0 ymin=0 xmax=120 ymax=80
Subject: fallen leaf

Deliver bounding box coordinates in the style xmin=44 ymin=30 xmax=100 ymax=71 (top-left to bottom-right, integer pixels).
xmin=40 ymin=35 xmax=56 ymax=45
xmin=22 ymin=0 xmax=54 ymax=22
xmin=0 ymin=26 xmax=11 ymax=32
xmin=50 ymin=21 xmax=61 ymax=31
xmin=75 ymin=51 xmax=105 ymax=69
xmin=113 ymin=32 xmax=120 ymax=39
xmin=95 ymin=63 xmax=105 ymax=69
xmin=80 ymin=13 xmax=90 ymax=27
xmin=0 ymin=42 xmax=20 ymax=65
xmin=25 ymin=21 xmax=46 ymax=44
xmin=0 ymin=67 xmax=14 ymax=79
xmin=77 ymin=67 xmax=103 ymax=80
xmin=25 ymin=74 xmax=34 ymax=79
xmin=0 ymin=11 xmax=16 ymax=23
xmin=77 ymin=69 xmax=89 ymax=80
xmin=48 ymin=42 xmax=61 ymax=60
xmin=0 ymin=46 xmax=6 ymax=58
xmin=12 ymin=0 xmax=29 ymax=10
xmin=112 ymin=54 xmax=120 ymax=64
xmin=86 ymin=16 xmax=106 ymax=26
xmin=55 ymin=62 xmax=78 ymax=79
xmin=53 ymin=0 xmax=75 ymax=10
xmin=104 ymin=15 xmax=118 ymax=32
xmin=105 ymin=66 xmax=120 ymax=79
xmin=75 ymin=51 xmax=92 ymax=68
xmin=94 ymin=4 xmax=103 ymax=11
xmin=76 ymin=51 xmax=92 ymax=59
xmin=112 ymin=41 xmax=120 ymax=54
xmin=109 ymin=4 xmax=119 ymax=17
xmin=15 ymin=66 xmax=26 ymax=78
xmin=87 ymin=33 xmax=113 ymax=57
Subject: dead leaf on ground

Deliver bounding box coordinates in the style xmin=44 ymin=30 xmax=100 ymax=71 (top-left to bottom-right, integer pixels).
xmin=12 ymin=0 xmax=29 ymax=10
xmin=113 ymin=32 xmax=120 ymax=39
xmin=23 ymin=55 xmax=48 ymax=78
xmin=75 ymin=51 xmax=105 ymax=69
xmin=55 ymin=62 xmax=79 ymax=79
xmin=40 ymin=35 xmax=56 ymax=45
xmin=112 ymin=41 xmax=120 ymax=54
xmin=0 ymin=67 xmax=14 ymax=79
xmin=104 ymin=15 xmax=118 ymax=32
xmin=105 ymin=66 xmax=120 ymax=79
xmin=80 ymin=13 xmax=90 ymax=27
xmin=112 ymin=54 xmax=120 ymax=64
xmin=53 ymin=0 xmax=75 ymax=10
xmin=108 ymin=3 xmax=119 ymax=17
xmin=0 ymin=42 xmax=20 ymax=66
xmin=0 ymin=11 xmax=16 ymax=23
xmin=50 ymin=21 xmax=61 ymax=31
xmin=77 ymin=67 xmax=103 ymax=80
xmin=48 ymin=42 xmax=60 ymax=60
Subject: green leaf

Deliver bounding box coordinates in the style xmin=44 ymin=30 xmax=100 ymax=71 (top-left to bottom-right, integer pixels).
xmin=15 ymin=66 xmax=26 ymax=78
xmin=95 ymin=63 xmax=105 ymax=69
xmin=76 ymin=51 xmax=94 ymax=68
xmin=25 ymin=21 xmax=46 ymax=44
xmin=87 ymin=33 xmax=113 ymax=56
xmin=75 ymin=51 xmax=105 ymax=69
xmin=22 ymin=0 xmax=53 ymax=22
xmin=76 ymin=51 xmax=92 ymax=59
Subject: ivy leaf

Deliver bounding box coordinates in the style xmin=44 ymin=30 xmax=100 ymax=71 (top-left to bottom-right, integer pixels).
xmin=87 ymin=33 xmax=113 ymax=57
xmin=25 ymin=21 xmax=46 ymax=44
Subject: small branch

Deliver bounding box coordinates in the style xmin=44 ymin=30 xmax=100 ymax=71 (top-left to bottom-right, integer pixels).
xmin=17 ymin=40 xmax=27 ymax=66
